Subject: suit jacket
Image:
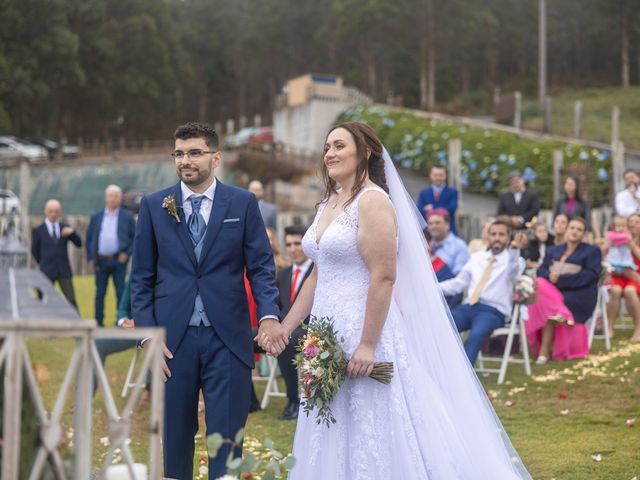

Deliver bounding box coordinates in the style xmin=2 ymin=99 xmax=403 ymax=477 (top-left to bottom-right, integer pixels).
xmin=131 ymin=180 xmax=280 ymax=368
xmin=258 ymin=200 xmax=277 ymax=230
xmin=86 ymin=207 xmax=136 ymax=261
xmin=276 ymin=263 xmax=313 ymax=320
xmin=537 ymin=242 xmax=601 ymax=324
xmin=554 ymin=198 xmax=591 ymax=229
xmin=417 ymin=185 xmax=459 ymax=233
xmin=497 ymin=189 xmax=540 ymax=225
xmin=31 ymin=222 xmax=82 ymax=280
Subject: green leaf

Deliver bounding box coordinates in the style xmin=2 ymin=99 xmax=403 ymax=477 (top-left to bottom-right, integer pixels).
xmin=320 ymin=351 xmax=330 ymax=359
xmin=263 ymin=438 xmax=274 ymax=450
xmin=283 ymin=455 xmax=297 ymax=470
xmin=263 ymin=471 xmax=276 ymax=480
xmin=228 ymin=457 xmax=242 ymax=470
xmin=234 ymin=427 xmax=245 ymax=444
xmin=206 ymin=433 xmax=223 ymax=458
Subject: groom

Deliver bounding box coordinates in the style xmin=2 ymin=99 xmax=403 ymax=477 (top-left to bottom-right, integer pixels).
xmin=131 ymin=122 xmax=287 ymax=479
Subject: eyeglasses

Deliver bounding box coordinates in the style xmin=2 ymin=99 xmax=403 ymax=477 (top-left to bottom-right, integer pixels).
xmin=171 ymin=149 xmax=216 ymax=160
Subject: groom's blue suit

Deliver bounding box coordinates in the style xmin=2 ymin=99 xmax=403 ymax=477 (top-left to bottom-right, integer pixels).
xmin=131 ymin=180 xmax=280 ymax=479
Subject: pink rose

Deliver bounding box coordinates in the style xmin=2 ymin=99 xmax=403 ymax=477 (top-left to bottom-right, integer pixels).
xmin=303 ymin=376 xmax=314 ymax=385
xmin=303 ymin=344 xmax=319 ymax=358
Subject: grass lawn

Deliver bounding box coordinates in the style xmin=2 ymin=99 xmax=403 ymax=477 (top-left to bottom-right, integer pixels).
xmin=27 ymin=275 xmax=640 ymax=479
xmin=521 ymin=86 xmax=640 ymax=151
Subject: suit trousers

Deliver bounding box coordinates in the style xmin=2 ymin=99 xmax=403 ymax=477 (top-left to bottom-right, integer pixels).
xmin=94 ymin=258 xmax=126 ymax=326
xmin=164 ymin=325 xmax=251 ymax=480
xmin=451 ymin=303 xmax=506 ymax=364
xmin=46 ymin=276 xmax=77 ymax=309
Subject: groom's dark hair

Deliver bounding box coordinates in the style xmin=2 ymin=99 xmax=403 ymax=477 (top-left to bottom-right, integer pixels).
xmin=174 ymin=122 xmax=219 ymax=150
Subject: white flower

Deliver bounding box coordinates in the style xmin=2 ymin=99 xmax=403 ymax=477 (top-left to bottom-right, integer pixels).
xmin=216 ymin=475 xmax=238 ymax=480
xmin=312 ymin=367 xmax=325 ymax=379
xmin=199 ymin=465 xmax=209 ymax=475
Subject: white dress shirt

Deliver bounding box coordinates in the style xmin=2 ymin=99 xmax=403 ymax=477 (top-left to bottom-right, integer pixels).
xmin=181 ymin=179 xmax=216 ymax=224
xmin=439 ymin=248 xmax=525 ymax=317
xmin=513 ymin=190 xmax=524 ymax=204
xmin=44 ymin=218 xmax=60 ymax=239
xmin=615 ymin=188 xmax=640 ymax=217
xmin=291 ymin=258 xmax=313 ymax=294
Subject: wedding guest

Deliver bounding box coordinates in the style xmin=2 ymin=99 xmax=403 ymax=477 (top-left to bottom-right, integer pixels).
xmin=615 ymin=169 xmax=640 ymax=217
xmin=526 ymin=217 xmax=601 ymax=363
xmin=275 ymin=225 xmax=314 ymax=420
xmin=468 ymin=217 xmax=494 ymax=255
xmin=439 ymin=220 xmax=527 ymax=363
xmin=86 ymin=185 xmax=136 ymax=326
xmin=604 ymin=215 xmax=636 ymax=274
xmin=521 ymin=221 xmax=555 ymax=271
xmin=425 ymin=229 xmax=463 ymax=309
xmin=552 ymin=213 xmax=569 ymax=245
xmin=31 ymin=199 xmax=82 ymax=308
xmin=606 ymin=213 xmax=640 ymax=341
xmin=427 ymin=208 xmax=469 ymax=275
xmin=249 ymin=180 xmax=278 ymax=230
xmin=417 ymin=165 xmax=459 ymax=234
xmin=554 ymin=176 xmax=590 ymax=229
xmin=497 ymin=170 xmax=540 ymax=229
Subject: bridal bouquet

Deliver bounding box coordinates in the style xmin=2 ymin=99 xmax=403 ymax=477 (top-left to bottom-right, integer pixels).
xmin=294 ymin=316 xmax=394 ymax=427
xmin=512 ymin=274 xmax=536 ymax=305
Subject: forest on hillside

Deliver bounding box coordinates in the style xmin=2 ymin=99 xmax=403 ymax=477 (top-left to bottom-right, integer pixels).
xmin=1 ymin=0 xmax=638 ymax=140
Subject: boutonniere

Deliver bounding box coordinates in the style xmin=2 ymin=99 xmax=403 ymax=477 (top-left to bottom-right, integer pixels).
xmin=162 ymin=194 xmax=181 ymax=223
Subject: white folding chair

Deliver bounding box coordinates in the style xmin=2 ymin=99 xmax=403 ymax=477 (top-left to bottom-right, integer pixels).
xmin=587 ymin=285 xmax=611 ymax=350
xmin=121 ymin=348 xmax=142 ymax=398
xmin=252 ymin=355 xmax=286 ymax=409
xmin=475 ymin=303 xmax=532 ymax=385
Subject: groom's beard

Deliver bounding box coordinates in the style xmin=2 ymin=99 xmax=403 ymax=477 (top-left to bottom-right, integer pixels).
xmin=178 ymin=165 xmax=213 ymax=187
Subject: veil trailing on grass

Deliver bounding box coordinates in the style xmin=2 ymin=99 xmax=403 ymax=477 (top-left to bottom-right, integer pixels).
xmin=382 ymin=147 xmax=532 ymax=479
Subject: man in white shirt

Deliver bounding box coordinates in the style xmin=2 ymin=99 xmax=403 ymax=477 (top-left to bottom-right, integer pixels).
xmin=615 ymin=169 xmax=640 ymax=217
xmin=439 ymin=219 xmax=527 ymax=363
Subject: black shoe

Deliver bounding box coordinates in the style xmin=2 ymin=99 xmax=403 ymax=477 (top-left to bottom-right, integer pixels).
xmin=278 ymin=401 xmax=299 ymax=420
xmin=249 ymin=401 xmax=261 ymax=413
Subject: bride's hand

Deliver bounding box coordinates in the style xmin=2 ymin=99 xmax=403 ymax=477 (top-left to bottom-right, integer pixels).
xmin=346 ymin=344 xmax=375 ymax=379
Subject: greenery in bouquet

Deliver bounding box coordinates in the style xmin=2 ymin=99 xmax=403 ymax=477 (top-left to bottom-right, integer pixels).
xmin=338 ymin=104 xmax=612 ymax=208
xmin=294 ymin=316 xmax=393 ymax=427
xmin=207 ymin=428 xmax=295 ymax=480
xmin=513 ymin=275 xmax=537 ymax=305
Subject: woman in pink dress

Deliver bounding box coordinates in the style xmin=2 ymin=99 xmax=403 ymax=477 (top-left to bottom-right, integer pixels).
xmin=526 ymin=217 xmax=602 ymax=363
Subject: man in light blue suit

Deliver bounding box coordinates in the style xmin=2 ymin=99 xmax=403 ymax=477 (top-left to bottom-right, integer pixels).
xmin=131 ymin=123 xmax=286 ymax=479
xmin=416 ymin=164 xmax=459 ymax=234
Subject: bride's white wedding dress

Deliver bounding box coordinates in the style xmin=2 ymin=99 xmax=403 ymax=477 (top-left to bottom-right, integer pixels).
xmin=288 ymin=153 xmax=532 ymax=479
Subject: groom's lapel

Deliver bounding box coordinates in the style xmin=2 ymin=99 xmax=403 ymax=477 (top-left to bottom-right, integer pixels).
xmin=199 ymin=180 xmax=231 ymax=265
xmin=172 ymin=182 xmax=198 ymax=268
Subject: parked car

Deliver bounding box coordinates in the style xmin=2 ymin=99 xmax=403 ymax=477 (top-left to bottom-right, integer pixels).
xmin=123 ymin=187 xmax=152 ymax=215
xmin=248 ymin=127 xmax=275 ymax=152
xmin=0 ymin=189 xmax=21 ymax=214
xmin=28 ymin=137 xmax=81 ymax=160
xmin=0 ymin=136 xmax=47 ymax=163
xmin=223 ymin=127 xmax=260 ymax=150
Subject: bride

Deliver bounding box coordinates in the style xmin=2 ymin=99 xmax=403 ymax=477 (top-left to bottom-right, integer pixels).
xmin=259 ymin=122 xmax=531 ymax=479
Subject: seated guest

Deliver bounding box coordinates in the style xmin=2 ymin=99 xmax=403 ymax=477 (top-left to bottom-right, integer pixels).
xmin=427 ymin=208 xmax=469 ymax=275
xmin=615 ymin=168 xmax=640 ymax=217
xmin=552 ymin=213 xmax=569 ymax=245
xmin=526 ymin=217 xmax=601 ymax=363
xmin=497 ymin=170 xmax=540 ymax=230
xmin=425 ymin=230 xmax=463 ymax=309
xmin=439 ymin=220 xmax=527 ymax=364
xmin=554 ymin=176 xmax=590 ymax=229
xmin=521 ymin=221 xmax=555 ymax=271
xmin=275 ymin=225 xmax=314 ymax=420
xmin=417 ymin=164 xmax=459 ymax=234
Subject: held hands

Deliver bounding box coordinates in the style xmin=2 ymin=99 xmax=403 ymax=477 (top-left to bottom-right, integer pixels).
xmin=346 ymin=343 xmax=375 ymax=379
xmin=255 ymin=319 xmax=289 ymax=356
xmin=549 ymin=272 xmax=560 ymax=284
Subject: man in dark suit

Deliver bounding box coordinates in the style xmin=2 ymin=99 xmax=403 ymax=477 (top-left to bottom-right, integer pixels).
xmin=31 ymin=199 xmax=82 ymax=308
xmin=86 ymin=185 xmax=136 ymax=326
xmin=131 ymin=122 xmax=283 ymax=479
xmin=497 ymin=170 xmax=540 ymax=229
xmin=275 ymin=225 xmax=313 ymax=420
xmin=416 ymin=165 xmax=459 ymax=234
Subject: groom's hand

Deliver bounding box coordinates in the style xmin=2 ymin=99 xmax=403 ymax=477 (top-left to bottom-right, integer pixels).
xmin=143 ymin=340 xmax=173 ymax=381
xmin=255 ymin=320 xmax=288 ymax=356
